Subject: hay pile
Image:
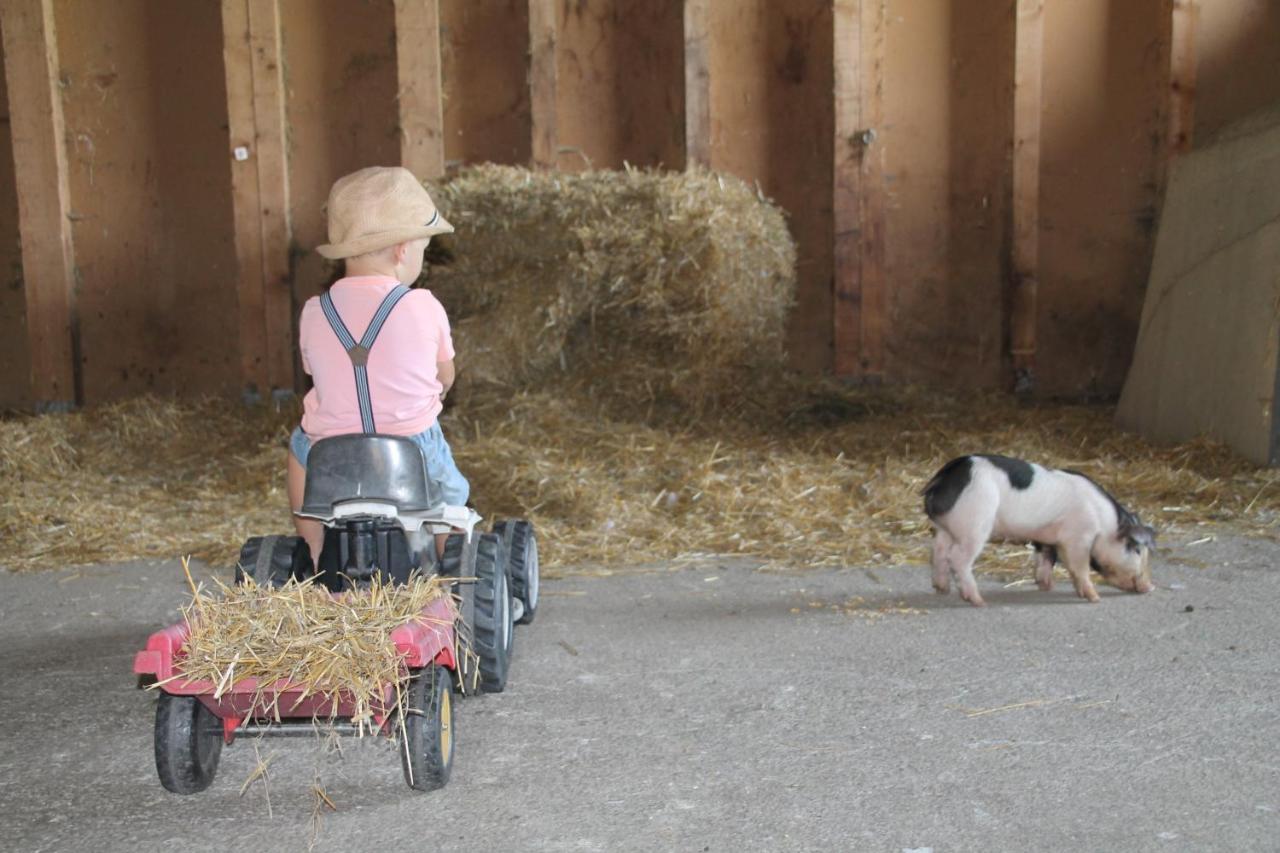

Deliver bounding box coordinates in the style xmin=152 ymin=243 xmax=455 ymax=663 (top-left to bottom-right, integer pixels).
xmin=450 ymin=380 xmax=1280 ymax=576
xmin=0 ymin=387 xmax=1276 ymax=577
xmin=424 ymin=165 xmax=795 ymax=408
xmin=0 ymin=396 xmax=293 ymax=572
xmin=167 ymin=567 xmax=456 ymax=732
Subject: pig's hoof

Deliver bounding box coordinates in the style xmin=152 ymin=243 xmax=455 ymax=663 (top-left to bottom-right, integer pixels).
xmin=1036 ymin=577 xmax=1054 ymax=592
xmin=932 ymin=582 xmax=950 ymax=595
xmin=1082 ymin=590 xmax=1101 ymax=603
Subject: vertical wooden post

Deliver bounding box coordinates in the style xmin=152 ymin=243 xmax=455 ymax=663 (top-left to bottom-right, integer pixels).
xmin=683 ymin=0 xmax=711 ymax=170
xmin=0 ymin=0 xmax=78 ymax=409
xmin=528 ymin=0 xmax=558 ymax=169
xmin=832 ymin=0 xmax=886 ymax=379
xmin=394 ymin=0 xmax=446 ymax=180
xmin=222 ymin=0 xmax=294 ymax=398
xmin=859 ymin=1 xmax=886 ymax=380
xmin=1168 ymin=0 xmax=1198 ymax=157
xmin=1009 ymin=0 xmax=1044 ymax=391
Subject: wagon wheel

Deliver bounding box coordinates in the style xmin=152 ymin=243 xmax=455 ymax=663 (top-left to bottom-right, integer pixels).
xmin=494 ymin=519 xmax=539 ymax=626
xmin=399 ymin=664 xmax=455 ymax=791
xmin=154 ymin=692 xmax=223 ymax=794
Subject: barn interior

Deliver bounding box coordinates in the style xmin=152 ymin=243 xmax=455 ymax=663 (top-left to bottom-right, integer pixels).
xmin=1 ymin=0 xmax=1278 ymax=575
xmin=3 ymin=3 xmax=1280 ymax=847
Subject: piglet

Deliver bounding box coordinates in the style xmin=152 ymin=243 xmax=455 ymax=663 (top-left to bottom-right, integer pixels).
xmin=922 ymin=455 xmax=1156 ymax=606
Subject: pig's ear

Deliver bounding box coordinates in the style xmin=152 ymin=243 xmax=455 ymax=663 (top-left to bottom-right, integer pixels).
xmin=1121 ymin=522 xmax=1156 ymax=550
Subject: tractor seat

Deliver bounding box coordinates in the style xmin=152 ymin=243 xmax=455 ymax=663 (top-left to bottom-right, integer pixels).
xmin=299 ymin=434 xmax=439 ymax=516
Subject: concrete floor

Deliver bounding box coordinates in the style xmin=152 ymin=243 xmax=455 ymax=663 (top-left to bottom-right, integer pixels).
xmin=1 ymin=533 xmax=1277 ymax=852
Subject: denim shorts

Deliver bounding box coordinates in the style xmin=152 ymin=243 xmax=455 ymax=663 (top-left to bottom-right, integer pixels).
xmin=290 ymin=422 xmax=470 ymax=507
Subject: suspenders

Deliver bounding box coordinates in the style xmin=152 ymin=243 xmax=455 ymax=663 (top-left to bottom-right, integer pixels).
xmin=318 ymin=285 xmax=412 ymax=434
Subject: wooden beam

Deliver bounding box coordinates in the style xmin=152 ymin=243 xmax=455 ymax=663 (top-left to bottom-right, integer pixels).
xmin=1168 ymin=0 xmax=1198 ymax=157
xmin=832 ymin=0 xmax=886 ymax=379
xmin=222 ymin=0 xmax=294 ymax=398
xmin=0 ymin=0 xmax=78 ymax=409
xmin=394 ymin=0 xmax=445 ymax=180
xmin=1009 ymin=0 xmax=1044 ymax=391
xmin=528 ymin=0 xmax=557 ymax=169
xmin=683 ymin=0 xmax=711 ymax=170
xmin=859 ymin=0 xmax=886 ymax=380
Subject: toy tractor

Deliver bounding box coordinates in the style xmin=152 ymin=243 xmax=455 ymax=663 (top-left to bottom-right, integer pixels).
xmin=134 ymin=434 xmax=540 ymax=793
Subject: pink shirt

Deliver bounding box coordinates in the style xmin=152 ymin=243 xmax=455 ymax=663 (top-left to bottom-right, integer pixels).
xmin=299 ymin=276 xmax=455 ymax=439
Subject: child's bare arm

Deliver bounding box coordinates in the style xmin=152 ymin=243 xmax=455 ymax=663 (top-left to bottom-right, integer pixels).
xmin=438 ymin=358 xmax=455 ymax=397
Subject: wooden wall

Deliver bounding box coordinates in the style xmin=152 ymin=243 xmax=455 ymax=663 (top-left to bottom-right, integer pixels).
xmin=709 ymin=0 xmax=832 ymax=374
xmin=879 ymin=0 xmax=1013 ymax=389
xmin=440 ymin=0 xmax=529 ymax=165
xmin=1035 ymin=0 xmax=1170 ymax=396
xmin=1196 ymin=0 xmax=1280 ymax=140
xmin=555 ymin=0 xmax=685 ymax=171
xmin=0 ymin=52 xmax=26 ymax=408
xmin=53 ymin=0 xmax=239 ymax=402
xmin=1 ymin=0 xmax=1278 ymax=409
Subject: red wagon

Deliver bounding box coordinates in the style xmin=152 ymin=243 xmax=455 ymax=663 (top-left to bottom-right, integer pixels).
xmin=134 ymin=594 xmax=459 ymax=793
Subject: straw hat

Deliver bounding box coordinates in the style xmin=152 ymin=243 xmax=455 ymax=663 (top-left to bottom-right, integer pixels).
xmin=316 ymin=166 xmax=454 ymax=259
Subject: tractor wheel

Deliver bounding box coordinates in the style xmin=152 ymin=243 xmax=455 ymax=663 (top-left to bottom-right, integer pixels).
xmin=494 ymin=519 xmax=539 ymax=626
xmin=440 ymin=532 xmax=512 ymax=694
xmin=472 ymin=532 xmax=513 ymax=692
xmin=399 ymin=664 xmax=455 ymax=791
xmin=154 ymin=693 xmax=223 ymax=794
xmin=235 ymin=535 xmax=312 ymax=587
xmin=439 ymin=533 xmax=479 ymax=695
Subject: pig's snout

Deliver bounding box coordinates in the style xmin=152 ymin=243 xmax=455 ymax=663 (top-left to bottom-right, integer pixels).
xmin=1113 ymin=573 xmax=1154 ymax=594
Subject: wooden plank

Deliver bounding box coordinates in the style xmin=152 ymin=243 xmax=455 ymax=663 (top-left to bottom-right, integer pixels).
xmin=527 ymin=0 xmax=557 ymax=169
xmin=1009 ymin=0 xmax=1044 ymax=390
xmin=221 ymin=0 xmax=267 ymax=397
xmin=683 ymin=0 xmax=710 ymax=170
xmin=832 ymin=0 xmax=885 ymax=379
xmin=832 ymin=0 xmax=862 ymax=378
xmin=0 ymin=0 xmax=78 ymax=408
xmin=222 ymin=0 xmax=294 ymax=398
xmin=1168 ymin=0 xmax=1198 ymax=157
xmin=246 ymin=0 xmax=293 ymax=394
xmin=393 ymin=0 xmax=445 ymax=180
xmin=859 ymin=0 xmax=886 ymax=379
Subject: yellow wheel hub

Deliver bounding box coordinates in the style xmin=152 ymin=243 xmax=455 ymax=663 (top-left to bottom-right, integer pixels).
xmin=439 ymin=688 xmax=452 ymax=762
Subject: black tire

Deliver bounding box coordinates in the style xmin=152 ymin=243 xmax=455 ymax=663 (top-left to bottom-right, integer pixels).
xmin=154 ymin=693 xmax=223 ymax=794
xmin=471 ymin=533 xmax=513 ymax=692
xmin=441 ymin=532 xmax=512 ymax=694
xmin=399 ymin=664 xmax=455 ymax=791
xmin=494 ymin=519 xmax=539 ymax=626
xmin=439 ymin=533 xmax=480 ymax=695
xmin=235 ymin=535 xmax=312 ymax=587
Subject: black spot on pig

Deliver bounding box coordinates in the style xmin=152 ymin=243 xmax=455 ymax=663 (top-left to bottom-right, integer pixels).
xmin=980 ymin=454 xmax=1034 ymax=489
xmin=922 ymin=456 xmax=973 ymax=519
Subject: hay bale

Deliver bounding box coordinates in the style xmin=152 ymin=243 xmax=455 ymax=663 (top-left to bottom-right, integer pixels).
xmin=424 ymin=165 xmax=796 ymax=407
